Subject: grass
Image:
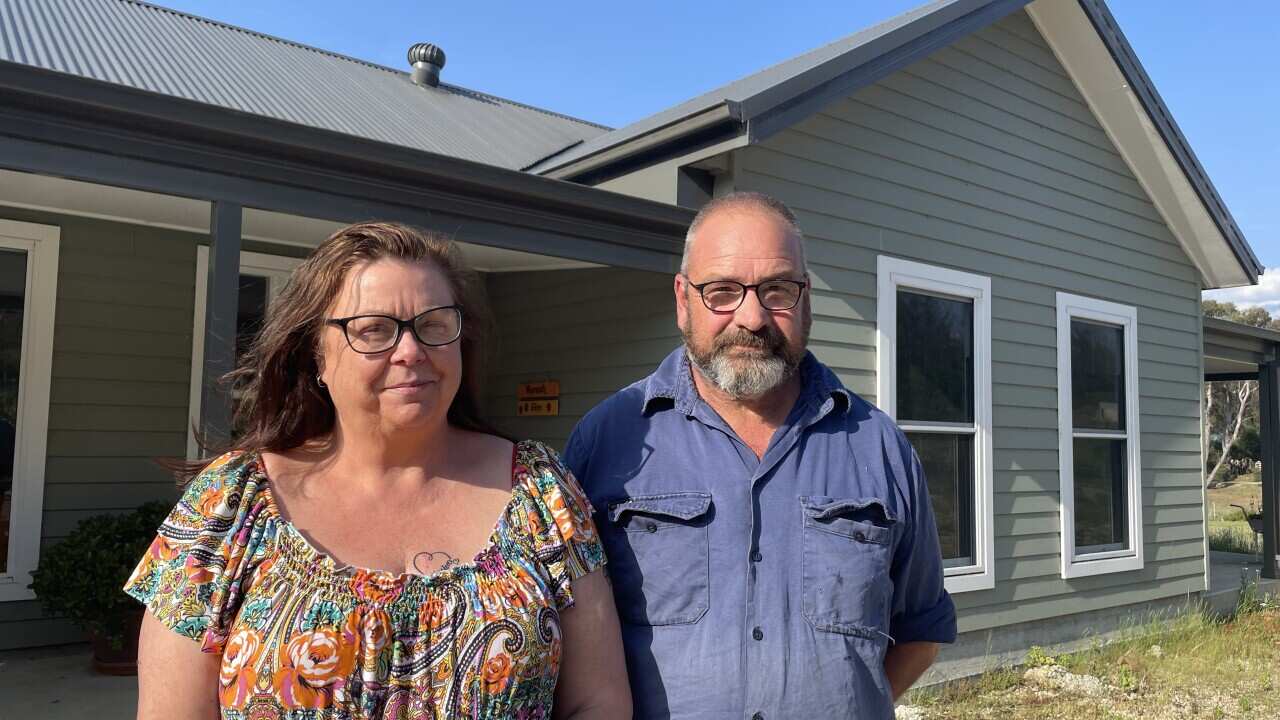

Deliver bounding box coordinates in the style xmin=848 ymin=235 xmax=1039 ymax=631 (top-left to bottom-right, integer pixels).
xmin=1206 ymin=474 xmax=1261 ymax=520
xmin=905 ymin=583 xmax=1280 ymax=719
xmin=1209 ymin=521 xmax=1261 ymax=555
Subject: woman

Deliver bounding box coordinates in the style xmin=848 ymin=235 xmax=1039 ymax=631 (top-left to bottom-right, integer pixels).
xmin=125 ymin=223 xmax=629 ymax=719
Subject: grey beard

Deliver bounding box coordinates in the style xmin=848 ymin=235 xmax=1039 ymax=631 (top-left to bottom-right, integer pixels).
xmin=687 ymin=346 xmax=795 ymax=400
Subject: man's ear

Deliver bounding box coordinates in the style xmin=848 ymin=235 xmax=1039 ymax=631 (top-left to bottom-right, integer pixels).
xmin=674 ymin=273 xmax=690 ymax=327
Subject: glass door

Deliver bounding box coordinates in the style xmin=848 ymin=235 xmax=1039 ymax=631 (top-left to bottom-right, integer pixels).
xmin=0 ymin=248 xmax=27 ymax=575
xmin=0 ymin=220 xmax=58 ymax=602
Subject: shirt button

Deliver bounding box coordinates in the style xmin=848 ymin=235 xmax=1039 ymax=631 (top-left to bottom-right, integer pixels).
xmin=854 ymin=531 xmax=866 ymax=542
xmin=751 ymin=550 xmax=763 ymax=563
xmin=752 ymin=627 xmax=763 ymax=641
xmin=645 ymin=522 xmax=658 ymax=533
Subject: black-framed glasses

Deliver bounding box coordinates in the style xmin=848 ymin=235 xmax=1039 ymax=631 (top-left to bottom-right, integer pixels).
xmin=325 ymin=305 xmax=462 ymax=354
xmin=685 ymin=276 xmax=807 ymax=313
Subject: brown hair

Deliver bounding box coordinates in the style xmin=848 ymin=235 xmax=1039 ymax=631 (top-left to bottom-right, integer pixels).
xmin=181 ymin=222 xmax=505 ymax=481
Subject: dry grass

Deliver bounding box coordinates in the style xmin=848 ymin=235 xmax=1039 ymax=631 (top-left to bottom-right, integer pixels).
xmin=1206 ymin=477 xmax=1261 ymax=520
xmin=905 ymin=590 xmax=1280 ymax=720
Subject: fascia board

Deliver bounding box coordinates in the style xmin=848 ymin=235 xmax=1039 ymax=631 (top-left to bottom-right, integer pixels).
xmin=1028 ymin=0 xmax=1259 ymax=289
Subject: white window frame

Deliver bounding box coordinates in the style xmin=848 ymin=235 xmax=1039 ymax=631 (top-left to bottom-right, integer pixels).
xmin=1056 ymin=292 xmax=1143 ymax=579
xmin=0 ymin=219 xmax=59 ymax=602
xmin=188 ymin=247 xmax=301 ymax=459
xmin=877 ymin=256 xmax=994 ymax=593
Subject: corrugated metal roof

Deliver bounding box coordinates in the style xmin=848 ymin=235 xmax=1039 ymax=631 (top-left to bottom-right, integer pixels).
xmin=528 ymin=0 xmax=962 ymax=174
xmin=0 ymin=0 xmax=610 ymax=170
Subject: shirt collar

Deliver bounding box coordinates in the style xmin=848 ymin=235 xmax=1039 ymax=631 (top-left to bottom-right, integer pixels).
xmin=642 ymin=346 xmax=853 ymax=417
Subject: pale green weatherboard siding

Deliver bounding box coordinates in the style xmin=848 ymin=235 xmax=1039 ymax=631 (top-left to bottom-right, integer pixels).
xmin=732 ymin=10 xmax=1204 ymax=632
xmin=484 ymin=267 xmax=677 ymax=450
xmin=0 ymin=207 xmax=192 ymax=649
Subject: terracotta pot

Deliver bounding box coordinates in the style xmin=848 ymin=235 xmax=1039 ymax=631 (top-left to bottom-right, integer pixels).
xmin=89 ymin=609 xmax=144 ymax=675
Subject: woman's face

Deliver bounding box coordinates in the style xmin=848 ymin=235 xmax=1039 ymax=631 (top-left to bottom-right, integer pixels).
xmin=317 ymin=258 xmax=463 ymax=436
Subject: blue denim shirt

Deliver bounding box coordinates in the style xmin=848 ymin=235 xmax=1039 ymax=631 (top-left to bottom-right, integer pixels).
xmin=563 ymin=347 xmax=956 ymax=720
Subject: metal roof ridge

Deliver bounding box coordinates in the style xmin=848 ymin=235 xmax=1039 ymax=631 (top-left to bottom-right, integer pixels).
xmin=439 ymin=83 xmax=612 ymax=131
xmin=109 ymin=0 xmax=611 ymax=130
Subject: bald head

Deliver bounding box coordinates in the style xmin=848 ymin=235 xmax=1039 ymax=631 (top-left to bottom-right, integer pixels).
xmin=681 ymin=192 xmax=806 ymax=274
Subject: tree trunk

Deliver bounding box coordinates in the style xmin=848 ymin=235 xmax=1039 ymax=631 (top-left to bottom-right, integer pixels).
xmin=1206 ymin=382 xmax=1254 ymax=488
xmin=1204 ymin=383 xmax=1214 ymax=465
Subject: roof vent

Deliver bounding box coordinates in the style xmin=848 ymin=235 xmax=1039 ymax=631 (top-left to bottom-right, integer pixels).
xmin=408 ymin=43 xmax=446 ymax=88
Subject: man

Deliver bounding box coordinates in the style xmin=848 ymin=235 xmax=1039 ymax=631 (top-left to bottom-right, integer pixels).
xmin=563 ymin=191 xmax=955 ymax=719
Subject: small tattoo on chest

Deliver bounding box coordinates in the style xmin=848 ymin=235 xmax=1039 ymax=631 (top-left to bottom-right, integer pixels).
xmin=412 ymin=550 xmax=459 ymax=575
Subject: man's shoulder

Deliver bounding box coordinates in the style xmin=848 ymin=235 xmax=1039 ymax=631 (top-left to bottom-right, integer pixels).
xmin=820 ymin=388 xmax=917 ymax=484
xmin=576 ymin=376 xmax=652 ymax=434
xmin=829 ymin=387 xmax=907 ymax=443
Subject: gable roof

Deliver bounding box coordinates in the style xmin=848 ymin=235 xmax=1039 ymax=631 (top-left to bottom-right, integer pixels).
xmin=530 ymin=0 xmax=1261 ymax=288
xmin=0 ymin=0 xmax=610 ymax=171
xmin=526 ymin=0 xmax=1021 ymax=177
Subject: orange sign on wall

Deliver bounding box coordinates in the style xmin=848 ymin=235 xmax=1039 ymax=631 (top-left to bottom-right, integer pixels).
xmin=517 ymin=380 xmax=560 ymax=416
xmin=517 ymin=381 xmax=560 ymax=400
xmin=517 ymin=399 xmax=559 ymax=417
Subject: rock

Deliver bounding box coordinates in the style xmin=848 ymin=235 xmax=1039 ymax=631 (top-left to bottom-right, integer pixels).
xmin=1023 ymin=665 xmax=1108 ymax=697
xmin=895 ymin=705 xmax=926 ymax=720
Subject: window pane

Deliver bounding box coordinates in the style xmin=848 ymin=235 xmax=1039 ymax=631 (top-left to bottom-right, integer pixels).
xmin=897 ymin=290 xmax=974 ymax=424
xmin=907 ymin=431 xmax=975 ymax=567
xmin=229 ymin=275 xmax=270 ymax=441
xmin=236 ymin=275 xmax=269 ymax=360
xmin=1073 ymin=437 xmax=1128 ymax=552
xmin=0 ymin=248 xmax=29 ymax=575
xmin=1071 ymin=319 xmax=1125 ymax=431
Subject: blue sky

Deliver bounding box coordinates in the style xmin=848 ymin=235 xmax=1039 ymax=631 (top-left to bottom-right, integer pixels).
xmin=161 ymin=0 xmax=1278 ymax=306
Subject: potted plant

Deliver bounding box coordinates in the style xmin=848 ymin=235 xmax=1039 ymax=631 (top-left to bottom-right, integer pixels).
xmin=29 ymin=500 xmax=170 ymax=675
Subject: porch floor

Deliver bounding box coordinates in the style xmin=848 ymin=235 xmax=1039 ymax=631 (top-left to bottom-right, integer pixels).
xmin=0 ymin=643 xmax=135 ymax=720
xmin=1205 ymin=550 xmax=1280 ymax=614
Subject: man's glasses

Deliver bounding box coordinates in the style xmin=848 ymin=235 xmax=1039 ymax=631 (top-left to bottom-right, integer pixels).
xmin=325 ymin=305 xmax=462 ymax=354
xmin=685 ymin=277 xmax=807 ymax=313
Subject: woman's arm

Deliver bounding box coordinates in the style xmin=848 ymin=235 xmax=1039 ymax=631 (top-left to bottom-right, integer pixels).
xmin=552 ymin=570 xmax=632 ymax=720
xmin=136 ymin=612 xmax=221 ymax=720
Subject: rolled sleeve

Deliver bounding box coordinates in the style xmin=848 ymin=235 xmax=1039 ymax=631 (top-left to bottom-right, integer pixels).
xmin=888 ymin=441 xmax=958 ymax=645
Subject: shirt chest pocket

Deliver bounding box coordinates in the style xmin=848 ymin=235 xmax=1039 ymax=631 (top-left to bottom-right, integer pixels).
xmin=602 ymin=492 xmax=712 ymax=626
xmin=800 ymin=495 xmax=897 ymax=637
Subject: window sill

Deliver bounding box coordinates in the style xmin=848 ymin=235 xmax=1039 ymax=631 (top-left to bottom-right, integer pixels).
xmin=1061 ymin=552 xmax=1143 ymax=579
xmin=0 ymin=574 xmax=36 ymax=602
xmin=944 ymin=566 xmax=995 ymax=593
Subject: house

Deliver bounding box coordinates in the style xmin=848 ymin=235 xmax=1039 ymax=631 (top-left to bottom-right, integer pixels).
xmin=0 ymin=0 xmax=1274 ymax=680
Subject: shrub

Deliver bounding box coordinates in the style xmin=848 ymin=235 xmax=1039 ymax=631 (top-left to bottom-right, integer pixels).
xmin=28 ymin=501 xmax=170 ymax=649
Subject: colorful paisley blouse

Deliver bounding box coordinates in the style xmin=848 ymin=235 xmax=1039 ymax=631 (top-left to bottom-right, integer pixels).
xmin=124 ymin=440 xmax=606 ymax=720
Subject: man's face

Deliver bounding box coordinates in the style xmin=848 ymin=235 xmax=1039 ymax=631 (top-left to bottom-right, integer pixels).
xmin=676 ymin=206 xmax=811 ymax=400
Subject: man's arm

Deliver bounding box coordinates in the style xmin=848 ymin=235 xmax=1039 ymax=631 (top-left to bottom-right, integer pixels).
xmin=884 ymin=641 xmax=940 ymax=700
xmin=884 ymin=433 xmax=956 ymax=698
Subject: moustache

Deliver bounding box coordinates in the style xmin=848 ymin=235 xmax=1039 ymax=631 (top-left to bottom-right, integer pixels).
xmin=712 ymin=327 xmax=786 ymax=354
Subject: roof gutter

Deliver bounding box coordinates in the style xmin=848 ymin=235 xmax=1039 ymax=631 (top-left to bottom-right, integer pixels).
xmin=0 ymin=60 xmax=692 ymax=240
xmin=1205 ymin=317 xmax=1280 ymax=346
xmin=544 ymin=102 xmax=744 ymax=182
